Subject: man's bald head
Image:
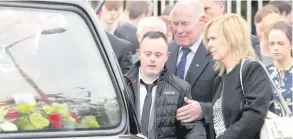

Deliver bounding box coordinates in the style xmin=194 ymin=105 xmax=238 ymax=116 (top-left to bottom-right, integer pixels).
xmin=136 ymin=16 xmax=167 ymax=42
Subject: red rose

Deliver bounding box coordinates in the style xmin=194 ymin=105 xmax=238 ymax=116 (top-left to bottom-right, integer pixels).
xmin=49 ymin=113 xmax=63 ymax=128
xmin=72 ymin=113 xmax=80 ymax=124
xmin=4 ymin=109 xmax=19 ymax=122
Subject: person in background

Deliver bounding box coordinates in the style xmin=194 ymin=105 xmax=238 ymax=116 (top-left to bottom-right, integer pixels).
xmin=270 ymin=1 xmax=292 ymax=24
xmin=204 ymin=13 xmax=272 ymax=139
xmin=92 ymin=2 xmax=133 ymax=74
xmin=259 ymin=13 xmax=282 ymax=66
xmin=100 ymin=0 xmax=123 ymax=34
xmin=159 ymin=15 xmax=174 ymax=44
xmin=114 ymin=0 xmax=150 ymax=54
xmin=254 ymin=4 xmax=280 ymax=38
xmin=201 ymin=0 xmax=263 ymax=60
xmin=162 ymin=5 xmax=174 ymax=16
xmin=124 ymin=31 xmax=206 ymax=139
xmin=266 ymin=20 xmax=292 ymax=116
xmin=132 ymin=16 xmax=167 ymax=63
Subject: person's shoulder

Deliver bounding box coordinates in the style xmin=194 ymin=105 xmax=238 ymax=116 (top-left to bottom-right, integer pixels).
xmin=243 ymin=58 xmax=267 ymax=75
xmin=168 ymin=41 xmax=179 ymax=51
xmin=166 ymin=74 xmax=190 ymax=92
xmin=107 ymin=32 xmax=131 ymax=48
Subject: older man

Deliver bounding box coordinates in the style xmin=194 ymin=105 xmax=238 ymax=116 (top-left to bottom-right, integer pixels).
xmin=166 ymin=1 xmax=217 ymax=137
xmin=132 ymin=16 xmax=167 ymax=63
xmin=201 ymin=0 xmax=262 ymax=60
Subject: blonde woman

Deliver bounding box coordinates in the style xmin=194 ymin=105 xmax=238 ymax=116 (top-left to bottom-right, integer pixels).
xmin=266 ymin=21 xmax=292 ymax=116
xmin=203 ymin=13 xmax=272 ymax=139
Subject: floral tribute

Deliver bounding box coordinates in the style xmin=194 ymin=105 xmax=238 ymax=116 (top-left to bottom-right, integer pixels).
xmin=0 ymin=102 xmax=99 ymax=131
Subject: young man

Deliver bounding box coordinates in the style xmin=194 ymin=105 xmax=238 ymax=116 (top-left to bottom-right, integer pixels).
xmin=124 ymin=31 xmax=206 ymax=139
xmin=100 ymin=0 xmax=123 ymax=34
xmin=270 ymin=1 xmax=292 ymax=24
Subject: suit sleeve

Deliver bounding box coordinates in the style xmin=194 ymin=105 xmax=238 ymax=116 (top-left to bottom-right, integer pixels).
xmin=180 ymin=85 xmax=207 ymax=139
xmin=199 ymin=102 xmax=212 ymax=124
xmin=120 ymin=41 xmax=133 ymax=74
xmin=219 ymin=61 xmax=272 ymax=139
xmin=251 ymin=35 xmax=262 ymax=61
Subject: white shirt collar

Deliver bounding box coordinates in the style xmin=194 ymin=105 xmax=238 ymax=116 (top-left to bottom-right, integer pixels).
xmin=139 ymin=68 xmax=159 ymax=84
xmin=179 ymin=37 xmax=203 ymax=53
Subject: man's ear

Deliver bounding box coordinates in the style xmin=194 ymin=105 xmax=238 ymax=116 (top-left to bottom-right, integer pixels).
xmin=219 ymin=2 xmax=226 ymax=13
xmin=136 ymin=49 xmax=140 ymax=55
xmin=199 ymin=15 xmax=206 ymax=23
xmin=167 ymin=52 xmax=171 ymax=58
xmin=97 ymin=8 xmax=102 ymax=18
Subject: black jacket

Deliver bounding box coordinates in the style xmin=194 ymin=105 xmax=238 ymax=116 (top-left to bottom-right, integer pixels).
xmin=114 ymin=22 xmax=139 ymax=54
xmin=209 ymin=60 xmax=272 ymax=139
xmin=124 ymin=62 xmax=206 ymax=139
xmin=106 ymin=32 xmax=132 ymax=74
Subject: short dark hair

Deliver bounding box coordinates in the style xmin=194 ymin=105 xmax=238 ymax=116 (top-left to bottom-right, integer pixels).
xmin=254 ymin=4 xmax=280 ymax=23
xmin=270 ymin=1 xmax=292 ymax=14
xmin=126 ymin=1 xmax=149 ymax=19
xmin=104 ymin=0 xmax=123 ymax=11
xmin=270 ymin=20 xmax=292 ymax=43
xmin=140 ymin=31 xmax=168 ymax=44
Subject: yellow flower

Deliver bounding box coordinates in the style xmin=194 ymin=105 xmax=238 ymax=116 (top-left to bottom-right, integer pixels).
xmin=42 ymin=105 xmax=53 ymax=114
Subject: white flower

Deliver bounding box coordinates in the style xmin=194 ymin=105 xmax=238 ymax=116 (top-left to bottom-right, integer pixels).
xmin=0 ymin=121 xmax=18 ymax=131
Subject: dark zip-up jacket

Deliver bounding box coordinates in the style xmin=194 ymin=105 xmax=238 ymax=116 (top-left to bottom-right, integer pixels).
xmin=124 ymin=62 xmax=206 ymax=139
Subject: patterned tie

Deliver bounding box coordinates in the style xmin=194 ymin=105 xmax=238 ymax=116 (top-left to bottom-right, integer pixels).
xmin=176 ymin=47 xmax=191 ymax=79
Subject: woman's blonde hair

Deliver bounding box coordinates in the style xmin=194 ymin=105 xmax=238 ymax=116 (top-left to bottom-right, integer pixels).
xmin=260 ymin=13 xmax=282 ymax=41
xmin=203 ymin=13 xmax=256 ymax=76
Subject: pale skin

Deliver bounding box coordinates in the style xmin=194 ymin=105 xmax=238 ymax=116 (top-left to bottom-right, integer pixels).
xmin=137 ymin=37 xmax=170 ymax=84
xmin=268 ymin=29 xmax=292 ymax=71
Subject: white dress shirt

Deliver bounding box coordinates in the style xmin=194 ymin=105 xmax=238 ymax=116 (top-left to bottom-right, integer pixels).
xmin=138 ymin=70 xmax=158 ymax=127
xmin=176 ymin=39 xmax=202 ymax=79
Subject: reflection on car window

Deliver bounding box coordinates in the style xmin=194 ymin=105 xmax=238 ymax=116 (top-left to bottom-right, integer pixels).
xmin=0 ymin=7 xmax=121 ymax=132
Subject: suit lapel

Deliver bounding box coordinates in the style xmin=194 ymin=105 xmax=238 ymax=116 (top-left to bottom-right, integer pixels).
xmin=185 ymin=42 xmax=210 ymax=86
xmin=166 ymin=42 xmax=180 ymax=75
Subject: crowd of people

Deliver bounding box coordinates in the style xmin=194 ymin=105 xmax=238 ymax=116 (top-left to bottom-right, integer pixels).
xmin=90 ymin=0 xmax=292 ymax=139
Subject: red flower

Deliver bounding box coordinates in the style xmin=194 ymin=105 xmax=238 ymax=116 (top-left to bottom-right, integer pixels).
xmin=72 ymin=113 xmax=80 ymax=124
xmin=4 ymin=109 xmax=19 ymax=122
xmin=49 ymin=113 xmax=63 ymax=128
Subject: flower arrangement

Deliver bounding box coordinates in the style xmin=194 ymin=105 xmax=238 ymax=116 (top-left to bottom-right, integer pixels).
xmin=0 ymin=102 xmax=100 ymax=131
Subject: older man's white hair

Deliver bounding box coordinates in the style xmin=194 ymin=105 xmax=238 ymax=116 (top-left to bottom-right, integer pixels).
xmin=136 ymin=16 xmax=167 ymax=41
xmin=171 ymin=0 xmax=205 ymax=19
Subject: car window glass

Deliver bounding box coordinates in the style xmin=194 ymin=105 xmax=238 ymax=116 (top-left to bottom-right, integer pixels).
xmin=0 ymin=7 xmax=121 ymax=132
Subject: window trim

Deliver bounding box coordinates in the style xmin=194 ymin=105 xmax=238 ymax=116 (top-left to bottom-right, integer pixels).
xmin=0 ymin=1 xmax=128 ymax=138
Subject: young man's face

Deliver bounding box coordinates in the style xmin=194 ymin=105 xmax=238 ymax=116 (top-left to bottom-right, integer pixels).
xmin=101 ymin=4 xmax=122 ymax=25
xmin=138 ymin=38 xmax=169 ymax=77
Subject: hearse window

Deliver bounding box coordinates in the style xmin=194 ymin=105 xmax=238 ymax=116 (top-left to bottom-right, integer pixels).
xmin=0 ymin=7 xmax=121 ymax=132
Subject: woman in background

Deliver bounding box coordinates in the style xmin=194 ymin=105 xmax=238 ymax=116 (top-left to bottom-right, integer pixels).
xmin=259 ymin=13 xmax=282 ymax=66
xmin=266 ymin=20 xmax=292 ymax=116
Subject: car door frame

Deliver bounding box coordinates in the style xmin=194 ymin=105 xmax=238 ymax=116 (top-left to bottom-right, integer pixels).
xmin=0 ymin=0 xmax=130 ymax=138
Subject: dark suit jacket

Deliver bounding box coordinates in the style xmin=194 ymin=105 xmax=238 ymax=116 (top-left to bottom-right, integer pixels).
xmin=166 ymin=41 xmax=218 ymax=114
xmin=114 ymin=22 xmax=139 ymax=54
xmin=250 ymin=35 xmax=262 ymax=61
xmin=106 ymin=32 xmax=132 ymax=74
